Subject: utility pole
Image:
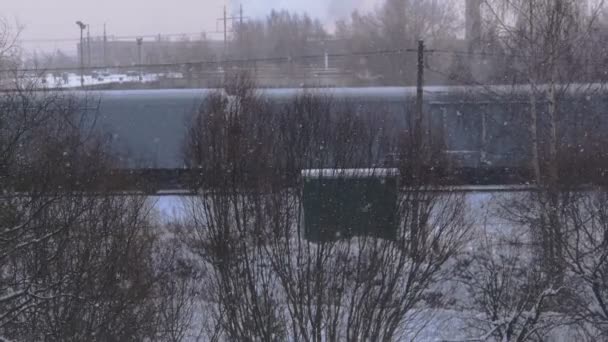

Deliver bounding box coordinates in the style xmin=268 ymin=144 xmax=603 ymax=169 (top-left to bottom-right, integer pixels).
xmin=76 ymin=21 xmax=87 ymax=87
xmin=415 ymin=40 xmax=425 ymax=149
xmin=217 ymin=5 xmax=249 ymax=55
xmin=410 ymin=40 xmax=426 ymax=256
xmin=224 ymin=5 xmax=227 ymax=54
xmin=103 ymin=23 xmax=108 ymax=66
xmin=136 ymin=37 xmax=143 ymax=82
xmin=87 ymin=25 xmax=91 ymax=68
xmin=239 ymin=4 xmax=244 ymax=60
xmin=240 ymin=4 xmax=243 ymax=26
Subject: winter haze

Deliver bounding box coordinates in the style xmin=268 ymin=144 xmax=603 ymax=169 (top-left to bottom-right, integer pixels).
xmin=6 ymin=0 xmax=380 ymax=53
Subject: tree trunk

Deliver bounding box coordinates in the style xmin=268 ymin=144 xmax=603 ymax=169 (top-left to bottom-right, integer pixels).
xmin=528 ymin=83 xmax=542 ymax=185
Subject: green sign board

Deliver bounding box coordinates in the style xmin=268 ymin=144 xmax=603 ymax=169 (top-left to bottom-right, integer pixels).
xmin=301 ymin=169 xmax=399 ymax=242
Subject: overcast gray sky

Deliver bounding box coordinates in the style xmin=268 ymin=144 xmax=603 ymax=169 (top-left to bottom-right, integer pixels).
xmin=4 ymin=0 xmax=379 ymax=54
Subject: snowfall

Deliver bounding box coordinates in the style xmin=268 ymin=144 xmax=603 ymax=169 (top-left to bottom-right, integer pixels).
xmin=150 ymin=190 xmax=586 ymax=342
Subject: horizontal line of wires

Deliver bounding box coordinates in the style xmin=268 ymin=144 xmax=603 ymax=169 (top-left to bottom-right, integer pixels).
xmin=0 ymin=48 xmax=420 ymax=74
xmin=19 ymin=32 xmax=228 ymax=43
xmin=3 ymin=46 xmax=602 ymax=79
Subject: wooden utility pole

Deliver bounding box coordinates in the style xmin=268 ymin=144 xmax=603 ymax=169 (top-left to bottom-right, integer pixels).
xmin=136 ymin=37 xmax=143 ymax=81
xmin=80 ymin=28 xmax=85 ymax=86
xmin=415 ymin=40 xmax=425 ymax=149
xmin=240 ymin=4 xmax=243 ymax=26
xmin=217 ymin=5 xmax=249 ymax=55
xmin=76 ymin=21 xmax=87 ymax=87
xmin=224 ymin=6 xmax=227 ymax=54
xmin=409 ymin=39 xmax=426 ymax=258
xmin=87 ymin=25 xmax=91 ymax=68
xmin=103 ymin=23 xmax=108 ymax=66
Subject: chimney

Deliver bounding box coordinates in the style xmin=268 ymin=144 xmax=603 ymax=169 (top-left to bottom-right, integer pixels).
xmin=466 ymin=0 xmax=482 ymax=52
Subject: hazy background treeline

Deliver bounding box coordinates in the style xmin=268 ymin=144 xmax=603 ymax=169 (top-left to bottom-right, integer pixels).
xmin=8 ymin=0 xmax=608 ymax=88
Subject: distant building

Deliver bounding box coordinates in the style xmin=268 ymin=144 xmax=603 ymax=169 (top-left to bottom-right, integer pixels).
xmin=77 ymin=38 xmax=224 ymax=68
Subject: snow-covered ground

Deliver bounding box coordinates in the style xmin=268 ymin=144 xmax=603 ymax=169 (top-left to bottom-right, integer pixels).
xmin=152 ymin=195 xmax=188 ymax=222
xmin=39 ymin=71 xmax=183 ymax=88
xmin=147 ymin=191 xmax=590 ymax=341
xmin=150 ymin=191 xmax=517 ymax=230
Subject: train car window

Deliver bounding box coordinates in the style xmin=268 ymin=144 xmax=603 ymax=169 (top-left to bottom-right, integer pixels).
xmin=442 ymin=104 xmax=483 ymax=152
xmin=484 ymin=102 xmax=530 ymax=166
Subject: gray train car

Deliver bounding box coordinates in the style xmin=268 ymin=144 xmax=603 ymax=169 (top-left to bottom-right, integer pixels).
xmin=71 ymin=85 xmax=608 ymax=186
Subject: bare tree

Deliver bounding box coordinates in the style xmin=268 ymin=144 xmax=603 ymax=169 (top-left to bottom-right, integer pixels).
xmin=555 ymin=188 xmax=608 ymax=338
xmin=482 ymin=0 xmax=606 ymax=184
xmin=154 ymin=226 xmax=202 ymax=342
xmin=0 ymin=85 xmax=149 ymax=340
xmin=0 ymin=17 xmax=21 ymax=79
xmin=0 ymin=71 xmax=196 ymax=340
xmin=182 ymin=74 xmax=287 ymax=341
xmin=455 ymin=224 xmax=567 ymax=341
xmin=180 ymin=74 xmax=470 ymax=341
xmin=335 ymin=0 xmax=460 ymax=85
xmin=478 ymin=2 xmax=608 ymax=330
xmin=474 ymin=0 xmax=608 ymax=281
xmin=234 ymin=10 xmax=327 ymax=60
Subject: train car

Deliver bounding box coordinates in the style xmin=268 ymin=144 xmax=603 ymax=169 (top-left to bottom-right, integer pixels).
xmin=67 ymin=85 xmax=608 ymax=187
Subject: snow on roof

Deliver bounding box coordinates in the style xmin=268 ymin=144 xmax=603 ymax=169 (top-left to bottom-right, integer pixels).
xmin=301 ymin=168 xmax=400 ymax=179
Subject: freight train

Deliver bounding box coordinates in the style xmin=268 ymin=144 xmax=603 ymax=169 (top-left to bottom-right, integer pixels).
xmin=73 ymin=85 xmax=608 ymax=188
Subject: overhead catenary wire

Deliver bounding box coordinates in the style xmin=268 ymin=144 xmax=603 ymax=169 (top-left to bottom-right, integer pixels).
xmin=18 ymin=31 xmax=229 ymax=44
xmin=7 ymin=46 xmax=581 ymax=74
xmin=0 ymin=48 xmax=422 ymax=74
xmin=5 ymin=45 xmax=604 ymax=83
xmin=428 ymin=48 xmax=528 ymax=59
xmin=2 ymin=48 xmax=507 ymax=75
xmin=18 ymin=29 xmax=594 ymax=62
xmin=422 ymin=58 xmax=608 ymax=100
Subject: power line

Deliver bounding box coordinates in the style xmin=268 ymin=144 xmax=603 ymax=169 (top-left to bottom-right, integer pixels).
xmin=16 ymin=34 xmax=596 ymax=63
xmin=428 ymin=48 xmax=606 ymax=63
xmin=7 ymin=45 xmax=604 ymax=85
xmin=19 ymin=31 xmax=227 ymax=44
xmin=428 ymin=48 xmax=527 ymax=59
xmin=0 ymin=48 xmax=419 ymax=74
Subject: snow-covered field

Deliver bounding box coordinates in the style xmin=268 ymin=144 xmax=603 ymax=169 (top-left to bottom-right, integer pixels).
xmin=39 ymin=71 xmax=183 ymax=88
xmin=147 ymin=191 xmax=598 ymax=341
xmin=147 ymin=192 xmax=490 ymax=341
xmin=150 ymin=191 xmax=518 ymax=230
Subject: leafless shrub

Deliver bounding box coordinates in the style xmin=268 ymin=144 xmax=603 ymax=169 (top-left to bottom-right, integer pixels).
xmin=455 ymin=226 xmax=566 ymax=341
xmin=555 ymin=188 xmax=608 ymax=338
xmin=155 ymin=227 xmax=202 ymax=342
xmin=0 ymin=84 xmax=192 ymax=341
xmin=476 ymin=187 xmax=608 ymax=341
xmin=181 ymin=73 xmax=470 ymax=340
xmin=256 ymin=187 xmax=468 ymax=341
xmin=0 ymin=18 xmax=21 ymax=85
xmin=3 ymin=196 xmax=160 ymax=341
xmin=335 ymin=0 xmax=459 ymax=85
